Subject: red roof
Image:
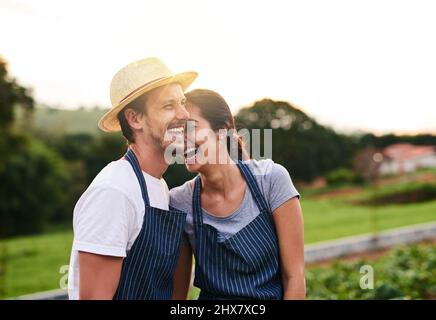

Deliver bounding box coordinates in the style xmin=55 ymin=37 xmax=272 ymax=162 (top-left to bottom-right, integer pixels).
xmin=383 ymin=143 xmax=436 ymax=161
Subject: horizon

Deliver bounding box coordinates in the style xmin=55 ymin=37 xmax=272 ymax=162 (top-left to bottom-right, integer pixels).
xmin=31 ymin=101 xmax=436 ymax=138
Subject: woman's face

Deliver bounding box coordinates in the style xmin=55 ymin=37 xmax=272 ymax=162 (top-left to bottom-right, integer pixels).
xmin=184 ymin=103 xmax=223 ymax=172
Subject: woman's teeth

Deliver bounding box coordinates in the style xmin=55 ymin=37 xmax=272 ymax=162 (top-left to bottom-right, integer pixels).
xmin=185 ymin=147 xmax=197 ymax=159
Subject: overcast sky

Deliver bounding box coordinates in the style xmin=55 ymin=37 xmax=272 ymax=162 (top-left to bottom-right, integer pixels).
xmin=1 ymin=0 xmax=436 ymax=134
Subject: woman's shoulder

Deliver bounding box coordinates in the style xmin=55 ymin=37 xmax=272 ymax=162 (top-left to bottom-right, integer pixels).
xmin=243 ymin=158 xmax=299 ymax=209
xmin=169 ymin=179 xmax=195 ymax=210
xmin=243 ymin=158 xmax=289 ymax=179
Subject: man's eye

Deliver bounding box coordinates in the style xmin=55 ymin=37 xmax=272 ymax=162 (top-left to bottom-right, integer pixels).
xmin=164 ymin=104 xmax=173 ymax=109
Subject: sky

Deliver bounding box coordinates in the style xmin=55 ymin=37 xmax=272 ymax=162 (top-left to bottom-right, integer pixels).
xmin=1 ymin=0 xmax=436 ymax=135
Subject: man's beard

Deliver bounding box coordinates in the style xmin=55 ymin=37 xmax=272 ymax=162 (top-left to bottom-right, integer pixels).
xmin=144 ymin=118 xmax=166 ymax=151
xmin=145 ymin=118 xmax=186 ymax=156
xmin=149 ymin=129 xmax=166 ymax=151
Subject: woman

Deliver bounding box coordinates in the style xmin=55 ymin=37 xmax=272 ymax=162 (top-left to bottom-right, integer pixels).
xmin=171 ymin=89 xmax=305 ymax=300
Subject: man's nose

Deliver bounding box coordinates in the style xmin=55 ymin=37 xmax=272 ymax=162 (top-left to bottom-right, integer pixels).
xmin=176 ymin=103 xmax=190 ymax=120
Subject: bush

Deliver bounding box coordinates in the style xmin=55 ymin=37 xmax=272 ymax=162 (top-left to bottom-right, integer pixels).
xmin=358 ymin=183 xmax=436 ymax=206
xmin=0 ymin=136 xmax=70 ymax=238
xmin=325 ymin=168 xmax=364 ymax=186
xmin=306 ymin=243 xmax=436 ymax=299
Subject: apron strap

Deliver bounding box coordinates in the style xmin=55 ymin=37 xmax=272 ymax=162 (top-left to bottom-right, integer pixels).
xmin=125 ymin=148 xmax=150 ymax=207
xmin=192 ymin=160 xmax=270 ymax=228
xmin=192 ymin=175 xmax=203 ymax=226
xmin=237 ymin=160 xmax=270 ymax=213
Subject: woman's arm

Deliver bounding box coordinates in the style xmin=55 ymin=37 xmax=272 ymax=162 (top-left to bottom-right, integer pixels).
xmin=273 ymin=197 xmax=306 ymax=299
xmin=172 ymin=240 xmax=193 ymax=300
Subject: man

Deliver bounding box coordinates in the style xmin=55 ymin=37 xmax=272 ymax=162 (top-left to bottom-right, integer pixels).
xmin=67 ymin=57 xmax=197 ymax=300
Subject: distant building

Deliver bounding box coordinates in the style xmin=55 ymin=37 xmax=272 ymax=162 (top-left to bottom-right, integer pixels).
xmin=379 ymin=143 xmax=436 ymax=175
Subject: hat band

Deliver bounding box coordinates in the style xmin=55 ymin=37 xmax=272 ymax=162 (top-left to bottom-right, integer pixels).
xmin=119 ymin=76 xmax=168 ymax=104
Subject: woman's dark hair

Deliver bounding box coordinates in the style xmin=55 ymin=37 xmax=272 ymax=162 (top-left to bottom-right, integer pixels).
xmin=185 ymin=89 xmax=248 ymax=160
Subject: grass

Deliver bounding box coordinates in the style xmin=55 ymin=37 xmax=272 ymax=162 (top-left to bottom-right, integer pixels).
xmin=302 ymin=199 xmax=436 ymax=243
xmin=1 ymin=182 xmax=435 ymax=299
xmin=0 ymin=230 xmax=73 ymax=299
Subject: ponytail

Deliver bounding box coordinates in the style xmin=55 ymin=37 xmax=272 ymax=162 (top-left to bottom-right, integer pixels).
xmin=228 ymin=133 xmax=249 ymax=161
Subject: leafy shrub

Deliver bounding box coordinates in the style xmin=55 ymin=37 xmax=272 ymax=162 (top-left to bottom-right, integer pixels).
xmin=326 ymin=168 xmax=364 ymax=186
xmin=0 ymin=136 xmax=70 ymax=237
xmin=306 ymin=243 xmax=436 ymax=299
xmin=359 ymin=183 xmax=436 ymax=206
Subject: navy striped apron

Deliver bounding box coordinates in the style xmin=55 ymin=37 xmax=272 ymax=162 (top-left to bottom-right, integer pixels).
xmin=113 ymin=148 xmax=187 ymax=300
xmin=192 ymin=160 xmax=283 ymax=300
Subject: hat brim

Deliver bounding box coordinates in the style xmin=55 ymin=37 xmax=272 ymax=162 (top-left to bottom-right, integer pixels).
xmin=98 ymin=71 xmax=198 ymax=132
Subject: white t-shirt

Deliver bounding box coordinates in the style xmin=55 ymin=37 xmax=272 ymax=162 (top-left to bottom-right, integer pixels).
xmin=67 ymin=159 xmax=170 ymax=300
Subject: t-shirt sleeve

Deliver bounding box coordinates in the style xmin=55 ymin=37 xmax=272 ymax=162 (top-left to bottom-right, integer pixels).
xmin=72 ymin=186 xmax=135 ymax=257
xmin=266 ymin=163 xmax=300 ymax=213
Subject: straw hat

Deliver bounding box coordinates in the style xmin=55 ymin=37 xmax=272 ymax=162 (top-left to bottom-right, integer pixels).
xmin=98 ymin=57 xmax=198 ymax=132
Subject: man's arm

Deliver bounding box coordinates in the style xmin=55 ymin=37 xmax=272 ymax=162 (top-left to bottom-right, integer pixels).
xmin=78 ymin=251 xmax=123 ymax=300
xmin=172 ymin=241 xmax=193 ymax=300
xmin=72 ymin=187 xmax=133 ymax=299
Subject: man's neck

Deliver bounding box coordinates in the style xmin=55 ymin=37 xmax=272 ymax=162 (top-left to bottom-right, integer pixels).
xmin=129 ymin=142 xmax=168 ymax=179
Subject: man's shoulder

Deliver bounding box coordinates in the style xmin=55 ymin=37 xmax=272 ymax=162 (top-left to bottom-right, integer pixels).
xmin=86 ymin=159 xmax=142 ymax=205
xmin=91 ymin=159 xmax=135 ymax=187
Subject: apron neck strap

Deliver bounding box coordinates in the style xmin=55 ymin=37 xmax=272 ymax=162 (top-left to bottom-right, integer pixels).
xmin=236 ymin=160 xmax=269 ymax=213
xmin=192 ymin=175 xmax=203 ymax=226
xmin=192 ymin=161 xmax=270 ymax=227
xmin=125 ymin=148 xmax=150 ymax=206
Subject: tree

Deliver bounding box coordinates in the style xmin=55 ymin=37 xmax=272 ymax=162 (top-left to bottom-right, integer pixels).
xmin=235 ymin=99 xmax=357 ymax=182
xmin=0 ymin=56 xmax=71 ymax=237
xmin=0 ymin=57 xmax=34 ymax=130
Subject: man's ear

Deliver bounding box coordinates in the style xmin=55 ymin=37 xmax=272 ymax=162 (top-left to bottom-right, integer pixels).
xmin=124 ymin=108 xmax=144 ymax=131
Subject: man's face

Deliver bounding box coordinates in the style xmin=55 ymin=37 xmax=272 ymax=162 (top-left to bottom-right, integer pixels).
xmin=139 ymin=83 xmax=189 ymax=152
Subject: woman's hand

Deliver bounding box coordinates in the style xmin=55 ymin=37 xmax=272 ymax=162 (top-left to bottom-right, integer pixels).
xmin=172 ymin=240 xmax=193 ymax=300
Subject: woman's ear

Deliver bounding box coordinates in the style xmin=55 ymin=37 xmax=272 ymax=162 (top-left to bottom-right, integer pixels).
xmin=124 ymin=108 xmax=144 ymax=131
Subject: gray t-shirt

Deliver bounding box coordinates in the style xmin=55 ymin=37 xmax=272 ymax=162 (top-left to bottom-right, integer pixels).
xmin=169 ymin=159 xmax=300 ymax=249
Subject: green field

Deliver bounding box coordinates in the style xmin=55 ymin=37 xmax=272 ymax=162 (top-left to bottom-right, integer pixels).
xmin=16 ymin=105 xmax=107 ymax=135
xmin=1 ymin=192 xmax=435 ymax=299
xmin=302 ymin=198 xmax=436 ymax=243
xmin=0 ymin=231 xmax=73 ymax=299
